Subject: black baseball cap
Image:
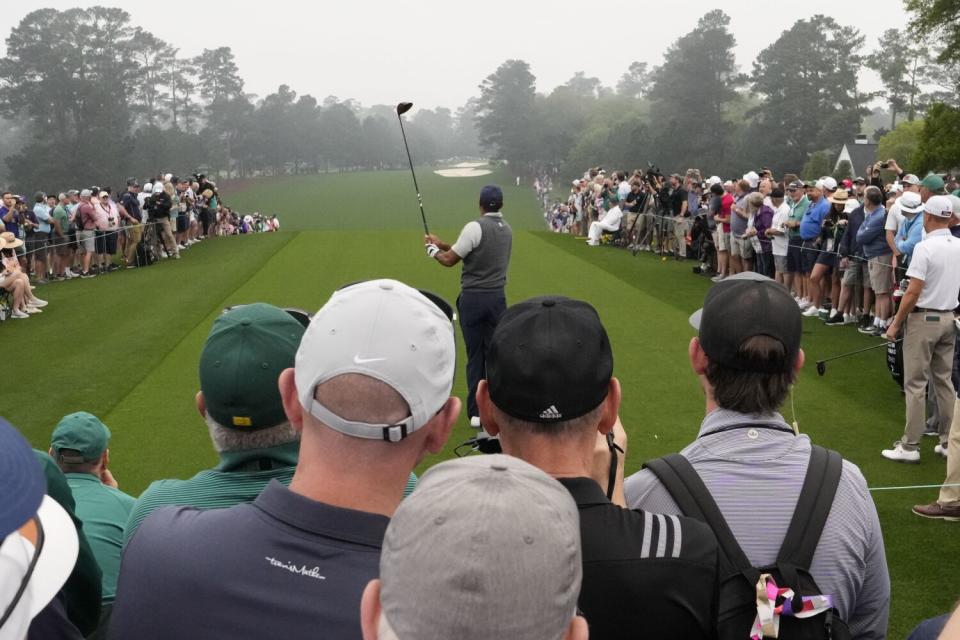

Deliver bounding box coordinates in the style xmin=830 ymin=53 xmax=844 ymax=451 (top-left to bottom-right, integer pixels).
xmin=126 ymin=177 xmax=139 ymax=187
xmin=486 ymin=296 xmax=613 ymax=423
xmin=690 ymin=272 xmax=801 ymax=373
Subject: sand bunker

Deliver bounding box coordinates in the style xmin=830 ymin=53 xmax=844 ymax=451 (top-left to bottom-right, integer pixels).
xmin=451 ymin=162 xmax=488 ymax=168
xmin=434 ymin=168 xmax=493 ymax=178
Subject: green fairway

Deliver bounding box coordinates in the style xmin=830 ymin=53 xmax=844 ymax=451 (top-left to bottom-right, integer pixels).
xmin=3 ymin=166 xmax=953 ymax=636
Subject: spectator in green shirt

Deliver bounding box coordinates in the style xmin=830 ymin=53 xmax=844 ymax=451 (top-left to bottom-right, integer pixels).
xmin=49 ymin=411 xmax=134 ymax=638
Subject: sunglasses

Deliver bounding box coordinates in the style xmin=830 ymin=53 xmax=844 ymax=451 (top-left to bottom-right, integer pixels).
xmin=0 ymin=516 xmax=45 ymax=629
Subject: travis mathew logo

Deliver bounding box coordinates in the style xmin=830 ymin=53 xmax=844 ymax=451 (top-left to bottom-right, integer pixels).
xmin=265 ymin=557 xmax=326 ymax=581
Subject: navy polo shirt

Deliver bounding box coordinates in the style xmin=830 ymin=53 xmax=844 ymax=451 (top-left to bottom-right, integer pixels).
xmin=109 ymin=480 xmax=388 ymax=640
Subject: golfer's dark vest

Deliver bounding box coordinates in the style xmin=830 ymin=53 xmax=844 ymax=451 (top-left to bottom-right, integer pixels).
xmin=461 ymin=214 xmax=512 ymax=292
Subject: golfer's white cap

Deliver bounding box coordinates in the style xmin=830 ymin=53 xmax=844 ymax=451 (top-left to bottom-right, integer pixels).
xmin=295 ymin=279 xmax=456 ymax=442
xmin=0 ymin=496 xmax=79 ymax=638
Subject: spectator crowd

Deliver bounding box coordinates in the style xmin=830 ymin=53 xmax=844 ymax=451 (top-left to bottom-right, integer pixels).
xmin=1 ymin=173 xmax=280 ymax=321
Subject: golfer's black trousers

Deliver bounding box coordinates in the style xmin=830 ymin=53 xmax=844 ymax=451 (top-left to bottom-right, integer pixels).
xmin=457 ymin=289 xmax=507 ymax=420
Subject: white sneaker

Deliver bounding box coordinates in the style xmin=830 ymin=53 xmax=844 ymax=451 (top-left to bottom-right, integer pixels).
xmin=935 ymin=444 xmax=949 ymax=458
xmin=11 ymin=309 xmax=29 ymax=319
xmin=802 ymin=306 xmax=821 ymax=317
xmin=710 ymin=274 xmax=725 ymax=283
xmin=65 ymin=269 xmax=78 ymax=279
xmin=798 ymin=299 xmax=812 ymax=310
xmin=843 ymin=313 xmax=857 ymax=325
xmin=881 ymin=442 xmax=920 ymax=463
xmin=30 ymin=299 xmax=48 ymax=307
xmin=469 ymin=416 xmax=482 ymax=429
xmin=25 ymin=306 xmax=42 ymax=314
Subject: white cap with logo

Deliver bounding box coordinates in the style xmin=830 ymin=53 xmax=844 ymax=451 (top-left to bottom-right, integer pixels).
xmin=924 ymin=195 xmax=955 ymax=218
xmin=295 ymin=279 xmax=456 ymax=442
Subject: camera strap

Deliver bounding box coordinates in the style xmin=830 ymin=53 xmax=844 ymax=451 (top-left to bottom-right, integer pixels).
xmin=605 ymin=431 xmax=624 ymax=501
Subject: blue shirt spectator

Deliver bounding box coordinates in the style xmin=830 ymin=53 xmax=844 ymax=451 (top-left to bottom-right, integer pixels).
xmin=856 ymin=205 xmax=891 ymax=258
xmin=35 ymin=201 xmax=53 ymax=234
xmin=799 ymin=197 xmax=830 ymax=240
xmin=895 ymin=214 xmax=924 ymax=259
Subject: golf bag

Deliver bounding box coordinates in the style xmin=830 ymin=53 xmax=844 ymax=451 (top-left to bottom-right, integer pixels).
xmin=138 ymin=222 xmax=161 ymax=267
xmin=886 ymin=339 xmax=904 ymax=391
xmin=645 ymin=446 xmax=851 ymax=640
xmin=690 ymin=213 xmax=715 ymax=266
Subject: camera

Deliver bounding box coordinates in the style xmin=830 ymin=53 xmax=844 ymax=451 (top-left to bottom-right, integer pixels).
xmin=880 ymin=161 xmax=890 ymax=169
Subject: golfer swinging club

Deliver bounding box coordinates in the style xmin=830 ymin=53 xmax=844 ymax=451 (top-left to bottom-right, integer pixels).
xmin=425 ymin=185 xmax=513 ymax=434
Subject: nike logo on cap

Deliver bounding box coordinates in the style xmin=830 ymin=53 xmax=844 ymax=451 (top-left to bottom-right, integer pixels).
xmin=354 ymin=355 xmax=387 ymax=364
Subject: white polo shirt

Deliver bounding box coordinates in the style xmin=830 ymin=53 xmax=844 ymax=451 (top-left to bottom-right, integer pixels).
xmin=906 ymin=229 xmax=960 ymax=310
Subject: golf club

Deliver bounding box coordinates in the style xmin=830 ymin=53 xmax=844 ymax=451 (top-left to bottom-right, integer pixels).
xmin=395 ymin=101 xmax=429 ymax=236
xmin=816 ymin=338 xmax=902 ymax=376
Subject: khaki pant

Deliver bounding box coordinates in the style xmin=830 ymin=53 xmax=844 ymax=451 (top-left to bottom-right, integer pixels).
xmin=939 ymin=398 xmax=960 ymax=506
xmin=124 ymin=225 xmax=143 ymax=264
xmin=150 ymin=218 xmax=178 ymax=257
xmin=900 ymin=311 xmax=956 ymax=450
xmin=673 ymin=217 xmax=690 ymax=257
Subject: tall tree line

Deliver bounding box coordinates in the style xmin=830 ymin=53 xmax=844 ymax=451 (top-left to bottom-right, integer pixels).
xmin=473 ymin=7 xmax=960 ymax=177
xmin=0 ymin=8 xmax=480 ymax=190
xmin=3 ymin=5 xmax=959 ymax=190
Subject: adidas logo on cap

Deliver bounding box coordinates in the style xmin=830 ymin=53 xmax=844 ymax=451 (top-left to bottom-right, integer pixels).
xmin=539 ymin=405 xmax=562 ymax=420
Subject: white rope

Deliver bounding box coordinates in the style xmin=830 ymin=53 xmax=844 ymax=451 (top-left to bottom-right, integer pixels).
xmin=868 ymin=482 xmax=960 ymax=492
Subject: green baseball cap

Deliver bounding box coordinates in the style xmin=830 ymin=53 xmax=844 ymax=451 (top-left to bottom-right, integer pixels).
xmin=199 ymin=303 xmax=305 ymax=431
xmin=51 ymin=412 xmax=111 ymax=462
xmin=920 ymin=173 xmax=945 ymax=192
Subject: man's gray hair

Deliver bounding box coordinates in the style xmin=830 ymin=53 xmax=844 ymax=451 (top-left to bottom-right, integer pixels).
xmin=205 ymin=413 xmax=299 ymax=453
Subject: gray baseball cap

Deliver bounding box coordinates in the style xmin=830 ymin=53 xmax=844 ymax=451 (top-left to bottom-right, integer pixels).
xmin=378 ymin=454 xmax=582 ymax=640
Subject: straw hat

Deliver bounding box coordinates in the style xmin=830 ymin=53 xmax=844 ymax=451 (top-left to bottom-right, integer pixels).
xmin=828 ymin=189 xmax=849 ymax=204
xmin=0 ymin=231 xmax=23 ymax=249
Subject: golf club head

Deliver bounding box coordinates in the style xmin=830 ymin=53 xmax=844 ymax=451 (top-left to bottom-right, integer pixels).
xmin=816 ymin=361 xmax=826 ymax=377
xmin=396 ymin=102 xmax=413 ymax=115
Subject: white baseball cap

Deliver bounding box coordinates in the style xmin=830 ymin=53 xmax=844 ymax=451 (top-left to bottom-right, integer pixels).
xmin=742 ymin=171 xmax=760 ymax=188
xmin=706 ymin=175 xmax=722 ymax=186
xmin=924 ymin=194 xmax=955 ymax=218
xmin=143 ymin=182 xmax=154 ymax=192
xmin=295 ymin=279 xmax=456 ymax=442
xmin=901 ymin=174 xmax=921 ymax=186
xmin=817 ymin=177 xmax=838 ymax=191
xmin=948 ymin=194 xmax=960 ymax=220
xmin=152 ymin=183 xmax=163 ymax=194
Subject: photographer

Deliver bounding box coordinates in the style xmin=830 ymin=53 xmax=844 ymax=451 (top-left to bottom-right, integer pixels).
xmin=145 ymin=182 xmax=179 ymax=260
xmin=666 ymin=174 xmax=689 ymax=258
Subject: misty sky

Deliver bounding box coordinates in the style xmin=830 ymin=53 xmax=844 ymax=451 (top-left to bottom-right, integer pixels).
xmin=5 ymin=0 xmax=910 ymax=113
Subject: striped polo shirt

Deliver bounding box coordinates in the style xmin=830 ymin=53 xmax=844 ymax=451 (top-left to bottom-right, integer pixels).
xmin=625 ymin=409 xmax=890 ymax=640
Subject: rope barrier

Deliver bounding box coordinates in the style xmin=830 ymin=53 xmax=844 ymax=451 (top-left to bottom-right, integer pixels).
xmin=868 ymin=482 xmax=960 ymax=492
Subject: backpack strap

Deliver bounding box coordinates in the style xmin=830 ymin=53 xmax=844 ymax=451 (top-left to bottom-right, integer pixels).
xmin=776 ymin=445 xmax=843 ymax=571
xmin=644 ymin=454 xmax=754 ymax=579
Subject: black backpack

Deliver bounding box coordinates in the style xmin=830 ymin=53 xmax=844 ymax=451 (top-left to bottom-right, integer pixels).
xmin=645 ymin=445 xmax=851 ymax=640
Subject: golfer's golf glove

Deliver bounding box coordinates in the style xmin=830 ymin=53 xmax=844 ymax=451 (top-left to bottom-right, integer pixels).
xmin=426 ymin=243 xmax=440 ymax=258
